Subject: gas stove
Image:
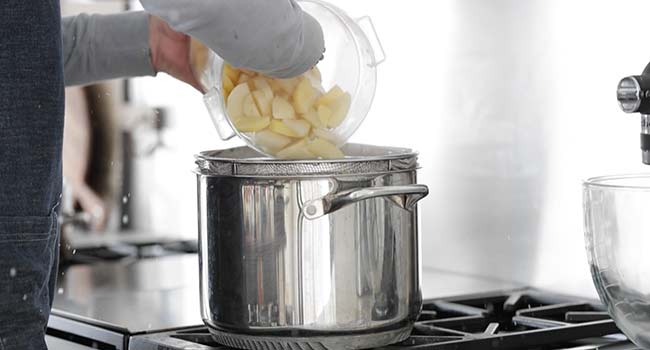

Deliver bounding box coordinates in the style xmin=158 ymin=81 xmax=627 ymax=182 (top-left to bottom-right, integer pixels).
xmin=120 ymin=289 xmax=633 ymax=350
xmin=46 ymin=255 xmax=637 ymax=350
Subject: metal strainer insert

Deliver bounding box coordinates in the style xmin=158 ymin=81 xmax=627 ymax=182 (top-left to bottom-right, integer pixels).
xmin=194 ymin=144 xmax=418 ymax=177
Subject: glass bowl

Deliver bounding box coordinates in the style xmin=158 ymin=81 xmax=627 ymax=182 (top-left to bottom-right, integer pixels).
xmin=192 ymin=0 xmax=385 ymax=157
xmin=584 ymin=174 xmax=650 ymax=349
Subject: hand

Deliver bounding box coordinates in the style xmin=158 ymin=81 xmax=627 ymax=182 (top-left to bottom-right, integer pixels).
xmin=148 ymin=15 xmax=203 ymax=92
xmin=140 ymin=0 xmax=325 ymax=79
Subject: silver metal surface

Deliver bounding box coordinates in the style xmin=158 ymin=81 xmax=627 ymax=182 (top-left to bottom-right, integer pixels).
xmin=52 ymin=254 xmax=203 ymax=333
xmin=209 ymin=324 xmax=412 ymax=350
xmin=303 ymin=184 xmax=428 ymax=220
xmin=195 ymin=144 xmax=419 ymax=177
xmin=617 ymin=76 xmax=642 ymax=113
xmin=196 ymin=145 xmax=427 ymax=348
xmin=642 ymin=114 xmax=650 ymax=134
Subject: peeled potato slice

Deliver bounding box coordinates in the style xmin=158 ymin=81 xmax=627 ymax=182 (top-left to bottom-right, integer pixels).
xmin=292 ymin=78 xmax=319 ymax=114
xmin=312 ymin=128 xmax=342 ymax=145
xmin=272 ymin=96 xmax=295 ymax=119
xmin=317 ymin=105 xmax=332 ymax=126
xmin=227 ymin=83 xmax=251 ymax=120
xmin=318 ymin=86 xmax=345 ymax=107
xmin=283 ymin=119 xmax=311 ymax=138
xmin=220 ymin=62 xmax=351 ymax=159
xmin=234 ymin=116 xmax=270 ymax=133
xmin=277 ymin=139 xmax=315 ymax=159
xmin=307 ymin=138 xmax=344 ymax=159
xmin=270 ymin=119 xmax=301 ymax=138
xmin=301 ymin=108 xmax=323 ymax=128
xmin=276 ymin=78 xmax=300 ymax=95
xmin=237 ymin=73 xmax=252 ymax=85
xmin=255 ymin=130 xmax=292 ymax=152
xmin=243 ymin=94 xmax=261 ymax=118
xmin=223 ymin=75 xmax=235 ymax=99
xmin=252 ymin=77 xmax=273 ymax=97
xmin=252 ymin=90 xmax=272 ymax=116
xmin=327 ymin=92 xmax=351 ymax=128
xmin=224 ymin=63 xmax=241 ymax=83
xmin=305 ymin=67 xmax=322 ymax=86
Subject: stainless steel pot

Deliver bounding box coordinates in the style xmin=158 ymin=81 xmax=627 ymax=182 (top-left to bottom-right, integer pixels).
xmin=194 ymin=144 xmax=428 ymax=350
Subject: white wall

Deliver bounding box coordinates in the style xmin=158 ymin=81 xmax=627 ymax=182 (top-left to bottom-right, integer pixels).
xmin=126 ymin=0 xmax=650 ymax=297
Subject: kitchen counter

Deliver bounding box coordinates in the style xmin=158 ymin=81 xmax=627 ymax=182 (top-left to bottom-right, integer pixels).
xmin=51 ymin=253 xmax=524 ymax=335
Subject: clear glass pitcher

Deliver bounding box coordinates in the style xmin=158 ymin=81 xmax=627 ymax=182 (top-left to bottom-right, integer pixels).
xmin=191 ymin=0 xmax=385 ymax=156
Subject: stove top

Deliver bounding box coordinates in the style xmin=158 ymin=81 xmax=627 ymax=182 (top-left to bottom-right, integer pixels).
xmin=125 ymin=289 xmax=636 ymax=350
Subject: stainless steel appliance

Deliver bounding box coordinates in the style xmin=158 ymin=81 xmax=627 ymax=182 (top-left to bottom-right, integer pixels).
xmin=194 ymin=144 xmax=428 ymax=349
xmin=617 ymin=63 xmax=650 ymax=164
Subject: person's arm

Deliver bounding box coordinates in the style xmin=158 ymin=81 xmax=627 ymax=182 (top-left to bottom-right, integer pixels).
xmin=140 ymin=0 xmax=325 ymax=78
xmin=62 ymin=12 xmax=155 ymax=86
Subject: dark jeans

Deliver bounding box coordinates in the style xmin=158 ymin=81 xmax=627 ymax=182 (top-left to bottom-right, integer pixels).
xmin=0 ymin=0 xmax=64 ymax=349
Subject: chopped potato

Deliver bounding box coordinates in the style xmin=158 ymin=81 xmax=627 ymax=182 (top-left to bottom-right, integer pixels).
xmin=252 ymin=76 xmax=273 ymax=100
xmin=222 ymin=64 xmax=351 ymax=159
xmin=301 ymin=109 xmax=323 ymax=128
xmin=327 ymin=92 xmax=351 ymax=128
xmin=233 ymin=116 xmax=270 ymax=133
xmin=283 ymin=119 xmax=311 ymax=138
xmin=252 ymin=90 xmax=272 ymax=116
xmin=307 ymin=138 xmax=344 ymax=159
xmin=272 ymin=96 xmax=296 ymax=119
xmin=255 ymin=130 xmax=292 ymax=152
xmin=318 ymin=86 xmax=345 ymax=107
xmin=243 ymin=94 xmax=261 ymax=118
xmin=237 ymin=73 xmax=252 ymax=85
xmin=223 ymin=75 xmax=234 ymax=99
xmin=226 ymin=83 xmax=250 ymax=120
xmin=312 ymin=128 xmax=341 ymax=145
xmin=270 ymin=119 xmax=301 ymax=138
xmin=276 ymin=78 xmax=299 ymax=94
xmin=224 ymin=63 xmax=241 ymax=83
xmin=277 ymin=139 xmax=315 ymax=159
xmin=317 ymin=105 xmax=332 ymax=126
xmin=305 ymin=67 xmax=322 ymax=86
xmin=292 ymin=78 xmax=319 ymax=114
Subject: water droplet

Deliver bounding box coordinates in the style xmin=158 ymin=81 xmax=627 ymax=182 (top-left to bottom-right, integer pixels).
xmin=72 ymin=249 xmax=77 ymax=255
xmin=147 ymin=323 xmax=152 ymax=329
xmin=9 ymin=268 xmax=16 ymax=277
xmin=22 ymin=294 xmax=27 ymax=301
xmin=58 ymin=288 xmax=64 ymax=294
xmin=122 ymin=196 xmax=129 ymax=204
xmin=122 ymin=215 xmax=129 ymax=224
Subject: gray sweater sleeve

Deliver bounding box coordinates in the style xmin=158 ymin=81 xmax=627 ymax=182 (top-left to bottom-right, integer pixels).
xmin=62 ymin=11 xmax=157 ymax=86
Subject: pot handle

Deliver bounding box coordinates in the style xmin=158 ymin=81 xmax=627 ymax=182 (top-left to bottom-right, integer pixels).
xmin=302 ymin=184 xmax=429 ymax=220
xmin=204 ymin=87 xmax=236 ymax=140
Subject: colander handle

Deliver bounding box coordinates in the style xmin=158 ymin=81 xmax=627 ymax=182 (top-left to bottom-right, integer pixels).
xmin=204 ymin=87 xmax=236 ymax=140
xmin=302 ymin=184 xmax=428 ymax=220
xmin=357 ymin=16 xmax=386 ymax=67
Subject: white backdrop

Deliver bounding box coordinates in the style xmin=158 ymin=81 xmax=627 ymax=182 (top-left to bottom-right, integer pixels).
xmin=125 ymin=0 xmax=650 ymax=297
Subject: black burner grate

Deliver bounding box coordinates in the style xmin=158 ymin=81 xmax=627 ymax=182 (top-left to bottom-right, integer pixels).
xmin=129 ymin=289 xmax=636 ymax=350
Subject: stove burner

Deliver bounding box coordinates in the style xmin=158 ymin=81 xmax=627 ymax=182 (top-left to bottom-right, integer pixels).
xmin=129 ymin=289 xmax=636 ymax=350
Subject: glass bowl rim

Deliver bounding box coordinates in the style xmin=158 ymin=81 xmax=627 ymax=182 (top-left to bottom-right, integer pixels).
xmin=583 ymin=173 xmax=650 ymax=190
